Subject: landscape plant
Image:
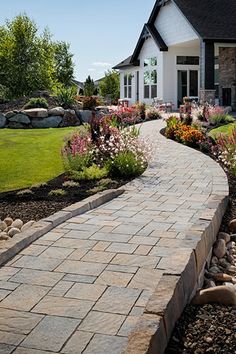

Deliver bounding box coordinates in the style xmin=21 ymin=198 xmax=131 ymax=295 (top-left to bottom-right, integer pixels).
xmin=24 ymin=97 xmax=49 ymax=109
xmin=213 ymin=128 xmax=236 ymax=176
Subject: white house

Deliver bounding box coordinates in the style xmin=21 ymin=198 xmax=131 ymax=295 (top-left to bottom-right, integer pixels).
xmin=113 ymin=0 xmax=236 ymax=110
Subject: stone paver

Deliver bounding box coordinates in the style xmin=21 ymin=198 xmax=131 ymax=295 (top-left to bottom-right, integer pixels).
xmin=0 ymin=120 xmax=228 ymax=353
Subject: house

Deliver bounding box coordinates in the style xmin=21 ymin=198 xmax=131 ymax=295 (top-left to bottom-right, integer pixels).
xmin=113 ymin=0 xmax=236 ymax=110
xmin=72 ymin=79 xmax=84 ymax=94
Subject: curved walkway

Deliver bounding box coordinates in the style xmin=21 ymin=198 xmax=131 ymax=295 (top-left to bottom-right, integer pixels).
xmin=0 ymin=120 xmax=228 ymax=354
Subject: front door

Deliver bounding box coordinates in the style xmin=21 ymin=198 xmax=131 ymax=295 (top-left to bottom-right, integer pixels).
xmin=178 ymin=70 xmax=198 ymax=106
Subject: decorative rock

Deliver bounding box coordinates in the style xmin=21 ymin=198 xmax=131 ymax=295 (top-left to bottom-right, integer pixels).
xmin=61 ymin=109 xmax=80 ymax=127
xmin=230 ymin=234 xmax=236 ymax=242
xmin=218 ymin=232 xmax=231 ymax=244
xmin=5 ymin=111 xmax=15 ymax=119
xmin=0 ymin=113 xmax=6 ymax=128
xmin=204 ymin=278 xmax=216 ymax=288
xmin=227 ymin=241 xmax=234 ymax=250
xmin=209 ymin=266 xmax=221 ymax=274
xmin=4 ymin=226 xmax=12 ymax=233
xmin=21 ymin=220 xmax=35 ymax=232
xmin=213 ymin=239 xmax=227 ymax=259
xmin=0 ymin=221 xmax=7 ymax=231
xmin=11 ymin=219 xmax=23 ymax=229
xmin=76 ymin=110 xmax=92 ymax=123
xmin=4 ymin=217 xmax=13 ymax=227
xmin=0 ymin=232 xmax=9 ymax=240
xmin=218 ymin=258 xmax=231 ymax=269
xmin=192 ymin=286 xmax=236 ymax=305
xmin=226 ymin=265 xmax=236 ymax=275
xmin=48 ymin=107 xmax=65 ymax=116
xmin=7 ymin=122 xmax=25 ymax=129
xmin=22 ymin=108 xmax=48 ymax=118
xmin=211 ymin=256 xmax=219 ymax=265
xmin=8 ymin=228 xmax=21 ymax=237
xmin=229 ymin=219 xmax=236 ymax=233
xmin=210 ymin=273 xmax=232 ymax=282
xmin=31 ymin=116 xmax=62 ymax=128
xmin=8 ymin=113 xmax=30 ymax=124
xmin=227 ymin=254 xmax=235 ymax=264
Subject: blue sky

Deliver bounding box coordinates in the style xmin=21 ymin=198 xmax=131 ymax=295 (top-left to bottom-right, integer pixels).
xmin=0 ymin=0 xmax=156 ymax=81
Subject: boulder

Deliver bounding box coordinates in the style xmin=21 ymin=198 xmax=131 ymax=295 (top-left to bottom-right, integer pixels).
xmin=21 ymin=220 xmax=35 ymax=232
xmin=61 ymin=109 xmax=80 ymax=127
xmin=8 ymin=228 xmax=21 ymax=237
xmin=5 ymin=111 xmax=15 ymax=119
xmin=192 ymin=286 xmax=236 ymax=305
xmin=11 ymin=219 xmax=23 ymax=229
xmin=7 ymin=122 xmax=25 ymax=129
xmin=0 ymin=113 xmax=6 ymax=128
xmin=218 ymin=232 xmax=231 ymax=244
xmin=48 ymin=107 xmax=65 ymax=116
xmin=8 ymin=113 xmax=30 ymax=125
xmin=76 ymin=110 xmax=92 ymax=123
xmin=3 ymin=217 xmax=13 ymax=227
xmin=229 ymin=219 xmax=236 ymax=233
xmin=31 ymin=116 xmax=62 ymax=128
xmin=213 ymin=239 xmax=227 ymax=259
xmin=22 ymin=108 xmax=48 ymax=118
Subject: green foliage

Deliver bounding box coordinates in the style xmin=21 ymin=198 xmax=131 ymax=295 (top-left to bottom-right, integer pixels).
xmin=54 ymin=41 xmax=74 ymax=87
xmin=82 ymin=96 xmax=101 ymax=110
xmin=24 ymin=97 xmax=48 ymax=109
xmin=84 ymin=75 xmax=96 ymax=96
xmin=54 ymin=85 xmax=77 ymax=108
xmin=108 ymin=151 xmax=146 ymax=178
xmin=0 ymin=84 xmax=9 ymax=103
xmin=69 ymin=165 xmax=109 ymax=181
xmin=62 ymin=180 xmax=80 ymax=188
xmin=63 ymin=152 xmax=91 ymax=173
xmin=0 ymin=14 xmax=74 ymax=98
xmin=48 ymin=189 xmax=67 ymax=197
xmin=99 ymin=70 xmax=120 ymax=102
xmin=16 ymin=189 xmax=33 ymax=197
xmin=209 ymin=114 xmax=235 ymax=127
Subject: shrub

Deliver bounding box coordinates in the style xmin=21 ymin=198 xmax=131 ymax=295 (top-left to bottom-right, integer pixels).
xmin=54 ymin=85 xmax=77 ymax=108
xmin=69 ymin=165 xmax=109 ymax=181
xmin=62 ymin=180 xmax=80 ymax=188
xmin=145 ymin=106 xmax=162 ymax=120
xmin=48 ymin=189 xmax=67 ymax=197
xmin=77 ymin=96 xmax=101 ymax=110
xmin=107 ymin=151 xmax=146 ymax=178
xmin=17 ymin=189 xmax=34 ymax=197
xmin=213 ymin=128 xmax=236 ymax=176
xmin=165 ymin=116 xmax=182 ymax=140
xmin=24 ymin=97 xmax=48 ymax=109
xmin=209 ymin=113 xmax=234 ymax=126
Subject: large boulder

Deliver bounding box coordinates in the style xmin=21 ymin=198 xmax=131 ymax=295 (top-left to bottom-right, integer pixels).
xmin=48 ymin=107 xmax=65 ymax=116
xmin=0 ymin=113 xmax=6 ymax=128
xmin=8 ymin=122 xmax=25 ymax=129
xmin=31 ymin=116 xmax=62 ymax=128
xmin=22 ymin=108 xmax=48 ymax=118
xmin=76 ymin=110 xmax=92 ymax=123
xmin=61 ymin=109 xmax=80 ymax=127
xmin=5 ymin=111 xmax=15 ymax=119
xmin=8 ymin=113 xmax=30 ymax=125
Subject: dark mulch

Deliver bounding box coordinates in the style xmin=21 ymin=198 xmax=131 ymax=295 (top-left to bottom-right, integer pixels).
xmin=0 ymin=174 xmax=128 ymax=223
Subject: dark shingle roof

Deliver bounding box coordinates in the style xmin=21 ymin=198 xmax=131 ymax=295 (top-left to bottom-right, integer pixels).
xmin=113 ymin=56 xmax=133 ymax=69
xmin=173 ymin=0 xmax=236 ymax=41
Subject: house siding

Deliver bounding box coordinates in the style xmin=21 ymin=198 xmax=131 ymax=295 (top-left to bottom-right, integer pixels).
xmin=154 ymin=1 xmax=198 ymax=46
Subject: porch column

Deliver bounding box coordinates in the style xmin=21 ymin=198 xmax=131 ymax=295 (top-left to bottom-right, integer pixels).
xmin=199 ymin=40 xmax=216 ymax=104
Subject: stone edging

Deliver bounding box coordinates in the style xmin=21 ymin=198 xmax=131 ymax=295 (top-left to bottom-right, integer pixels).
xmin=0 ymin=188 xmax=124 ymax=267
xmin=124 ymin=143 xmax=229 ymax=354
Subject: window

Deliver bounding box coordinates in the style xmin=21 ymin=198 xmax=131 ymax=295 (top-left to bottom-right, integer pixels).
xmin=143 ymin=57 xmax=157 ymax=99
xmin=124 ymin=74 xmax=132 ymax=98
xmin=177 ymin=56 xmax=199 ymax=65
xmin=214 ymin=56 xmax=219 ymax=99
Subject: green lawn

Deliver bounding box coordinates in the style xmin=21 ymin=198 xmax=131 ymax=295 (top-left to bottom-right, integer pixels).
xmin=0 ymin=127 xmax=75 ymax=192
xmin=209 ymin=122 xmax=236 ymax=140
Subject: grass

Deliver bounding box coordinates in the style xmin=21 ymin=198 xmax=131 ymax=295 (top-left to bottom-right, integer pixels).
xmin=209 ymin=122 xmax=236 ymax=140
xmin=0 ymin=127 xmax=75 ymax=193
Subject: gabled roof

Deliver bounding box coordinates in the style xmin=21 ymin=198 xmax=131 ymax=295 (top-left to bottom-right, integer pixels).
xmin=173 ymin=0 xmax=236 ymax=41
xmin=113 ymin=56 xmax=133 ymax=70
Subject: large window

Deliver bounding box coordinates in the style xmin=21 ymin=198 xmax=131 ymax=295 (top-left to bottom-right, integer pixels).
xmin=177 ymin=56 xmax=199 ymax=65
xmin=143 ymin=57 xmax=157 ymax=99
xmin=124 ymin=74 xmax=132 ymax=98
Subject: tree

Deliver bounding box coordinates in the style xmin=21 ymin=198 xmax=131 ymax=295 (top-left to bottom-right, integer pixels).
xmin=54 ymin=41 xmax=74 ymax=87
xmin=0 ymin=14 xmax=75 ymax=98
xmin=99 ymin=70 xmax=120 ymax=102
xmin=84 ymin=75 xmax=95 ymax=96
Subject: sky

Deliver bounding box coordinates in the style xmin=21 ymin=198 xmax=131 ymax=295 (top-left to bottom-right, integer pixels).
xmin=0 ymin=0 xmax=156 ymax=82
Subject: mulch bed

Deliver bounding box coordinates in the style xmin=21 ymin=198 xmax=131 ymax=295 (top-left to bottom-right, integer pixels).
xmin=0 ymin=174 xmax=128 ymax=223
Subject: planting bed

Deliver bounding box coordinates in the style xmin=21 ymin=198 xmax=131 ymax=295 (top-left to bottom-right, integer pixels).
xmin=0 ymin=174 xmax=127 ymax=223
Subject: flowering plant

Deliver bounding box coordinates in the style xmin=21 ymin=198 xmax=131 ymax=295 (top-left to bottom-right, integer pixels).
xmin=213 ymin=128 xmax=236 ymax=176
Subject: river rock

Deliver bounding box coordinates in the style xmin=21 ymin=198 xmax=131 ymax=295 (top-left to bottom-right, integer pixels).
xmin=8 ymin=113 xmax=30 ymax=124
xmin=61 ymin=109 xmax=80 ymax=127
xmin=227 ymin=254 xmax=235 ymax=264
xmin=230 ymin=234 xmax=236 ymax=242
xmin=213 ymin=239 xmax=227 ymax=259
xmin=211 ymin=273 xmax=232 ymax=282
xmin=192 ymin=286 xmax=236 ymax=305
xmin=218 ymin=232 xmax=231 ymax=244
xmin=0 ymin=232 xmax=9 ymax=241
xmin=3 ymin=217 xmax=13 ymax=227
xmin=211 ymin=256 xmax=219 ymax=265
xmin=204 ymin=278 xmax=216 ymax=288
xmin=31 ymin=116 xmax=62 ymax=128
xmin=11 ymin=219 xmax=23 ymax=229
xmin=8 ymin=228 xmax=21 ymax=237
xmin=226 ymin=265 xmax=236 ymax=275
xmin=209 ymin=266 xmax=221 ymax=274
xmin=22 ymin=108 xmax=48 ymax=118
xmin=0 ymin=113 xmax=6 ymax=128
xmin=229 ymin=219 xmax=236 ymax=233
xmin=0 ymin=221 xmax=7 ymax=231
xmin=21 ymin=220 xmax=35 ymax=232
xmin=48 ymin=107 xmax=65 ymax=116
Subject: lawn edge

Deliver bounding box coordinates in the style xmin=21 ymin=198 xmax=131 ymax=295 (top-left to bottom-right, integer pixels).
xmin=0 ymin=188 xmax=124 ymax=267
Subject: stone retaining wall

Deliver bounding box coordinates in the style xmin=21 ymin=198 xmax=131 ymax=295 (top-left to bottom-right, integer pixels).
xmin=0 ymin=107 xmax=94 ymax=129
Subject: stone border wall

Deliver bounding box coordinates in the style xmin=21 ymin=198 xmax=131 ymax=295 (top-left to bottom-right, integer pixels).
xmin=0 ymin=107 xmax=94 ymax=129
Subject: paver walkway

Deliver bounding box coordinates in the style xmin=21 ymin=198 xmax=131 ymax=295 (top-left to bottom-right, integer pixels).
xmin=0 ymin=120 xmax=227 ymax=354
